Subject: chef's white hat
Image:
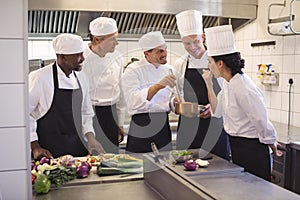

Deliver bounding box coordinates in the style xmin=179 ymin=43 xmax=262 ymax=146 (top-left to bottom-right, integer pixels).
xmin=52 ymin=33 xmax=85 ymax=55
xmin=205 ymin=25 xmax=237 ymax=56
xmin=138 ymin=31 xmax=166 ymax=51
xmin=176 ymin=10 xmax=203 ymax=38
xmin=89 ymin=17 xmax=118 ymax=36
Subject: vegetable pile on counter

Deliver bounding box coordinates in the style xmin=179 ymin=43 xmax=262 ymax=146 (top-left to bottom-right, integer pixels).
xmin=31 ymin=155 xmax=95 ymax=194
xmin=97 ymin=154 xmax=143 ymax=176
xmin=31 ymin=154 xmax=143 ymax=194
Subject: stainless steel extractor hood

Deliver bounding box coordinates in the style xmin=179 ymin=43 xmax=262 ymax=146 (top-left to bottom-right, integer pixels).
xmin=28 ymin=0 xmax=258 ymax=39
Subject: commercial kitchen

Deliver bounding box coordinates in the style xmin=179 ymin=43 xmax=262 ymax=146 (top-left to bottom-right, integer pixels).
xmin=1 ymin=0 xmax=300 ymax=199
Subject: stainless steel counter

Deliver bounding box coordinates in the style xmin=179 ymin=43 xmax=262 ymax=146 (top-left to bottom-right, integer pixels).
xmin=191 ymin=172 xmax=300 ymax=200
xmin=33 ymin=181 xmax=164 ymax=200
xmin=143 ymin=151 xmax=300 ymax=200
xmin=271 ymin=121 xmax=300 ymax=144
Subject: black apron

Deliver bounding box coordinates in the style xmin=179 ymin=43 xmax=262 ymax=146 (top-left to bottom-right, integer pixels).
xmin=126 ymin=112 xmax=172 ymax=153
xmin=36 ymin=64 xmax=88 ymax=158
xmin=176 ymin=56 xmax=230 ymax=160
xmin=229 ymin=135 xmax=271 ymax=181
xmin=93 ymin=104 xmax=119 ymax=153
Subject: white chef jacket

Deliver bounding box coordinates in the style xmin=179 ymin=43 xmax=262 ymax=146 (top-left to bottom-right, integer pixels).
xmin=214 ymin=73 xmax=277 ymax=144
xmin=29 ymin=63 xmax=95 ymax=142
xmin=82 ymin=47 xmax=125 ymax=126
xmin=121 ymin=58 xmax=175 ymax=116
xmin=173 ymin=52 xmax=224 ymax=96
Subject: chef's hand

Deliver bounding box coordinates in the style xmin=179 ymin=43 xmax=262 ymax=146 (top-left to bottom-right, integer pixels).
xmin=269 ymin=142 xmax=283 ymax=157
xmin=31 ymin=141 xmax=53 ymax=160
xmin=198 ymin=104 xmax=211 ymax=119
xmin=118 ymin=127 xmax=125 ymax=143
xmin=86 ymin=132 xmax=106 ymax=155
xmin=202 ymin=70 xmax=213 ymax=87
xmin=158 ymin=74 xmax=176 ymax=88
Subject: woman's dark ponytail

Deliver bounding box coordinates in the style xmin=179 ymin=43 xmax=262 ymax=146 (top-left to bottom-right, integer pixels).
xmin=212 ymin=52 xmax=245 ymax=76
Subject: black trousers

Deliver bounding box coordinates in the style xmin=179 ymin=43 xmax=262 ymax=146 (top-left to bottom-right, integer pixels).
xmin=229 ymin=135 xmax=271 ymax=181
xmin=126 ymin=112 xmax=172 ymax=153
xmin=93 ymin=105 xmax=119 ymax=154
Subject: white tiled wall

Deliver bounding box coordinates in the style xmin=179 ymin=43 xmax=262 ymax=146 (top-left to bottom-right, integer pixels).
xmin=234 ymin=0 xmax=300 ymax=128
xmin=0 ymin=0 xmax=31 ymax=199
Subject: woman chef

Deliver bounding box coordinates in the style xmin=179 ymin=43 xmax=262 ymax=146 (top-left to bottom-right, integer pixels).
xmin=202 ymin=25 xmax=282 ymax=181
xmin=122 ymin=31 xmax=176 ymax=153
xmin=29 ymin=33 xmax=105 ymax=159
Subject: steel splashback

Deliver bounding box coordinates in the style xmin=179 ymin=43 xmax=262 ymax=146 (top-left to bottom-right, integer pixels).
xmin=28 ymin=0 xmax=258 ymax=39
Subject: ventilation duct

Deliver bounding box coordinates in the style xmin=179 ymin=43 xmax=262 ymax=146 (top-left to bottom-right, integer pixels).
xmin=28 ymin=0 xmax=258 ymax=39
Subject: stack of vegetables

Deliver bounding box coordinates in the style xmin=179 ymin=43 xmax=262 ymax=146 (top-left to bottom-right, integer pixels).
xmin=31 ymin=155 xmax=96 ymax=194
xmin=97 ymin=154 xmax=143 ymax=176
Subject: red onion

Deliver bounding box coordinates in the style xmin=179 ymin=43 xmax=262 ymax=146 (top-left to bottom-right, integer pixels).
xmin=80 ymin=161 xmax=91 ymax=171
xmin=76 ymin=164 xmax=90 ymax=178
xmin=183 ymin=160 xmax=197 ymax=171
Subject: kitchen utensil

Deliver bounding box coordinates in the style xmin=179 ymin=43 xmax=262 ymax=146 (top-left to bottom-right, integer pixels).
xmin=169 ymin=69 xmax=181 ymax=102
xmin=177 ymin=102 xmax=206 ymax=117
xmin=150 ymin=142 xmax=168 ymax=166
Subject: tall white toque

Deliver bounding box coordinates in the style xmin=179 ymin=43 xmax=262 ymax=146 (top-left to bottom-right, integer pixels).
xmin=176 ymin=10 xmax=203 ymax=38
xmin=138 ymin=31 xmax=166 ymax=52
xmin=204 ymin=25 xmax=237 ymax=56
xmin=52 ymin=33 xmax=85 ymax=55
xmin=89 ymin=17 xmax=118 ymax=36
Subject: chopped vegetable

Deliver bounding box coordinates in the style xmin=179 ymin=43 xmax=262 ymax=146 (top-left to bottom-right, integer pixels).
xmin=183 ymin=160 xmax=197 ymax=171
xmin=195 ymin=159 xmax=209 ymax=167
xmin=34 ymin=174 xmax=51 ymax=194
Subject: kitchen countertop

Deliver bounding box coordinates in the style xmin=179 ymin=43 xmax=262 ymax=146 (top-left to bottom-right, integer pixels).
xmin=144 ymin=152 xmax=300 ymax=200
xmin=161 ymin=149 xmax=244 ymax=176
xmin=190 ymin=172 xmax=300 ymax=200
xmin=33 ymin=180 xmax=163 ymax=200
xmin=271 ymin=121 xmax=300 ymax=144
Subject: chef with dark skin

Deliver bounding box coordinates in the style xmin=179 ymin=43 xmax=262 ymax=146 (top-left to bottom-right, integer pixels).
xmin=29 ymin=33 xmax=105 ymax=159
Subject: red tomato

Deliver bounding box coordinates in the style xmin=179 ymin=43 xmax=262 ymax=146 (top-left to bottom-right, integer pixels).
xmin=90 ymin=157 xmax=96 ymax=163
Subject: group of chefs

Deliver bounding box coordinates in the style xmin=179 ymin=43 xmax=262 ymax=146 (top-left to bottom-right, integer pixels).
xmin=29 ymin=9 xmax=282 ymax=181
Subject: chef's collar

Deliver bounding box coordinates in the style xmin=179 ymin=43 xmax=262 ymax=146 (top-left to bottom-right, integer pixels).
xmin=56 ymin=63 xmax=76 ymax=79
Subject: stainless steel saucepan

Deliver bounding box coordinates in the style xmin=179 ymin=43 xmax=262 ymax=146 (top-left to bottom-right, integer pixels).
xmin=176 ymin=102 xmax=206 ymax=118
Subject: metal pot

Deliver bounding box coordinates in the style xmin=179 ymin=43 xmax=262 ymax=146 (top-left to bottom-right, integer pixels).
xmin=176 ymin=102 xmax=206 ymax=118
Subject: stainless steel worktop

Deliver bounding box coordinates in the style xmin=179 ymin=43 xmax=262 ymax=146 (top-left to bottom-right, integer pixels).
xmin=160 ymin=149 xmax=243 ymax=176
xmin=33 ymin=181 xmax=163 ymax=200
xmin=191 ymin=172 xmax=300 ymax=200
xmin=144 ymin=150 xmax=300 ymax=200
xmin=271 ymin=121 xmax=300 ymax=144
